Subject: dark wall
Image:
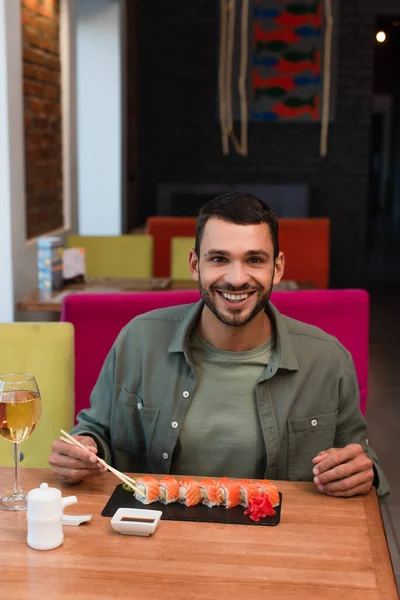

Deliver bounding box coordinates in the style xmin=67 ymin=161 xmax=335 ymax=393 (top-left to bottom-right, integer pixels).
xmin=135 ymin=0 xmax=376 ymax=287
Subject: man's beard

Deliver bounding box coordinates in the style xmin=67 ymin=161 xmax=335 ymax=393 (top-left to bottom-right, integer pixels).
xmin=198 ymin=273 xmax=274 ymax=328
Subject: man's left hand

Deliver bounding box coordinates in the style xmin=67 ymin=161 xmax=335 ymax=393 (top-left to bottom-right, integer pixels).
xmin=312 ymin=443 xmax=374 ymax=497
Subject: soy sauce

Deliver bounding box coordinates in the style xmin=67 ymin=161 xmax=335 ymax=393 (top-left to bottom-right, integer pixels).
xmin=121 ymin=516 xmax=155 ymax=523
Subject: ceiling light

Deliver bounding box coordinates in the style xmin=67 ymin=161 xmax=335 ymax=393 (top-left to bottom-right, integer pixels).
xmin=376 ymin=31 xmax=386 ymax=42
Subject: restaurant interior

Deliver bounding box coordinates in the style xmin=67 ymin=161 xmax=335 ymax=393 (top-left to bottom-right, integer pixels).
xmin=0 ymin=0 xmax=399 ymax=597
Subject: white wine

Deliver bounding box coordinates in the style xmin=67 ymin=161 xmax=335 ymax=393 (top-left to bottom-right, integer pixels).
xmin=0 ymin=390 xmax=42 ymax=442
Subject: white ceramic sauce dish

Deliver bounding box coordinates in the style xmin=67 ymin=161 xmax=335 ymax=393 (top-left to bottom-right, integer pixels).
xmin=111 ymin=507 xmax=162 ymax=536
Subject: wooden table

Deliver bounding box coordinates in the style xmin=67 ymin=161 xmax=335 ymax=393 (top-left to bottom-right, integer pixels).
xmin=17 ymin=279 xmax=314 ymax=313
xmin=0 ymin=468 xmax=397 ymax=600
xmin=16 ymin=278 xmax=197 ymax=313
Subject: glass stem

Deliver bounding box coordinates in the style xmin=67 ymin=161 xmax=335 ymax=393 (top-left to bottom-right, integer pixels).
xmin=13 ymin=443 xmax=23 ymax=496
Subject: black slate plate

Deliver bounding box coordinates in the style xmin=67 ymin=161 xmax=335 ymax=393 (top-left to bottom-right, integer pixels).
xmin=102 ymin=484 xmax=282 ymax=526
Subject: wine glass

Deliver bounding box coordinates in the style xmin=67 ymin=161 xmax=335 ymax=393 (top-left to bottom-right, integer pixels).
xmin=0 ymin=373 xmax=42 ymax=511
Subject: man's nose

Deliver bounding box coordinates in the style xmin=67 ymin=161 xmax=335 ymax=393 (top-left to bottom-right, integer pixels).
xmin=225 ymin=261 xmax=250 ymax=288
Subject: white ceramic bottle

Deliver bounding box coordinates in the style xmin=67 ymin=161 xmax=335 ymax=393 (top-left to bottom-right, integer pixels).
xmin=27 ymin=482 xmax=78 ymax=550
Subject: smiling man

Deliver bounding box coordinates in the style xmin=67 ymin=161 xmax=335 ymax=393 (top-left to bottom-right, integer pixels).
xmin=191 ymin=207 xmax=283 ymax=345
xmin=49 ymin=193 xmax=389 ymax=499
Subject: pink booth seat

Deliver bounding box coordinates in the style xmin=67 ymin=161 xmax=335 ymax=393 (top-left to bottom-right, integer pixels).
xmin=61 ymin=289 xmax=369 ymax=421
xmin=61 ymin=290 xmax=201 ymax=420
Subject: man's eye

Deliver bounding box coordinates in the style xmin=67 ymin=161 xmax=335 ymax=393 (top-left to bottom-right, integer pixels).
xmin=249 ymin=257 xmax=264 ymax=264
xmin=212 ymin=256 xmax=227 ymax=263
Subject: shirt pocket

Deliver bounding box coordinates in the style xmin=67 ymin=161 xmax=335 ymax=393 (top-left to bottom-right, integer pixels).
xmin=111 ymin=389 xmax=160 ymax=458
xmin=287 ymin=411 xmax=338 ymax=482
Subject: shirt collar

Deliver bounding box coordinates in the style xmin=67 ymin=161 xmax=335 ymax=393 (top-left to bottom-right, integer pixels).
xmin=168 ymin=300 xmax=203 ymax=364
xmin=266 ymin=303 xmax=299 ymax=374
xmin=168 ymin=299 xmax=299 ymax=373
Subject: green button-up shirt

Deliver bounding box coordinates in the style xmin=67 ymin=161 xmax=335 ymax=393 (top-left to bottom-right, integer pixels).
xmin=71 ymin=301 xmax=389 ymax=498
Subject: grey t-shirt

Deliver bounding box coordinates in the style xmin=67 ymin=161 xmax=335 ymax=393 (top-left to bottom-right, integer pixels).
xmin=171 ymin=332 xmax=274 ymax=478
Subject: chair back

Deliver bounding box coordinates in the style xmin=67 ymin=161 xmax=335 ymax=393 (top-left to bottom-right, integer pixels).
xmin=279 ymin=219 xmax=330 ymax=288
xmin=0 ymin=323 xmax=74 ymax=467
xmin=171 ymin=237 xmax=196 ymax=280
xmin=272 ymin=290 xmax=369 ymax=414
xmin=61 ymin=290 xmax=201 ymax=419
xmin=62 ymin=289 xmax=368 ymax=419
xmin=146 ymin=217 xmax=196 ymax=277
xmin=67 ymin=235 xmax=153 ymax=279
xmin=147 ymin=216 xmax=329 ymax=287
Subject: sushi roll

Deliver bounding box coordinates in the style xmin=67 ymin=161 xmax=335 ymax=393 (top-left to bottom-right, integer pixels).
xmin=199 ymin=478 xmax=222 ymax=508
xmin=239 ymin=479 xmax=261 ymax=508
xmin=218 ymin=477 xmax=241 ymax=509
xmin=257 ymin=480 xmax=280 ymax=507
xmin=178 ymin=477 xmax=201 ymax=507
xmin=236 ymin=478 xmax=251 ymax=506
xmin=159 ymin=475 xmax=180 ymax=504
xmin=135 ymin=475 xmax=160 ymax=505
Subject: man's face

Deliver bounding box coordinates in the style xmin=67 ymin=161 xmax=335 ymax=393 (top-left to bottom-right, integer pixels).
xmin=189 ymin=218 xmax=284 ymax=327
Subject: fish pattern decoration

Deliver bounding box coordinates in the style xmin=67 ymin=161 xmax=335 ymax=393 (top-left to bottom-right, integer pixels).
xmin=251 ymin=0 xmax=322 ymax=122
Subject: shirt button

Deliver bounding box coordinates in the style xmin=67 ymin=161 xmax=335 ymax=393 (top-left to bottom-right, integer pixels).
xmin=137 ymin=403 xmax=142 ymax=410
xmin=162 ymin=452 xmax=168 ymax=460
xmin=311 ymin=419 xmax=318 ymax=427
xmin=171 ymin=421 xmax=178 ymax=429
xmin=182 ymin=391 xmax=190 ymax=398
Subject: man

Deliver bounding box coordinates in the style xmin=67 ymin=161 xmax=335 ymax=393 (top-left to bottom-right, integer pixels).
xmin=49 ymin=193 xmax=389 ymax=498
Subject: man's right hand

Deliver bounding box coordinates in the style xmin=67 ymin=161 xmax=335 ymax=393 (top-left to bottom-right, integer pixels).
xmin=48 ymin=435 xmax=107 ymax=484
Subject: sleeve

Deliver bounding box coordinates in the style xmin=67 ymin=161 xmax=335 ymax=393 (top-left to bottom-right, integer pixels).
xmin=334 ymin=358 xmax=390 ymax=500
xmin=70 ymin=345 xmax=116 ymax=465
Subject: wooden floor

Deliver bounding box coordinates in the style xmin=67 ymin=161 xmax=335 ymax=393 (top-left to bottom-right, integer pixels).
xmin=367 ymin=284 xmax=400 ymax=594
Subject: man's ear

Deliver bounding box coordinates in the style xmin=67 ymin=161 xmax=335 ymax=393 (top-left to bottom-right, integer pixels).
xmin=189 ymin=248 xmax=199 ymax=281
xmin=273 ymin=252 xmax=285 ymax=286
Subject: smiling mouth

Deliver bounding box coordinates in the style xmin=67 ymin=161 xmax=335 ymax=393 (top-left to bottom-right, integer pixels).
xmin=217 ymin=291 xmax=256 ymax=304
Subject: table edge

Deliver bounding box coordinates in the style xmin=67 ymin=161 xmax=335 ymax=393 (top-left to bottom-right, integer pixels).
xmin=363 ymin=490 xmax=398 ymax=599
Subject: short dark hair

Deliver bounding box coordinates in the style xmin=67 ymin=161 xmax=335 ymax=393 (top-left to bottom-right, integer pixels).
xmin=195 ymin=192 xmax=279 ymax=260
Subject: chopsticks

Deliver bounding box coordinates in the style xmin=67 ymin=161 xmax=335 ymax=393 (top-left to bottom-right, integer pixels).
xmin=60 ymin=429 xmax=142 ymax=495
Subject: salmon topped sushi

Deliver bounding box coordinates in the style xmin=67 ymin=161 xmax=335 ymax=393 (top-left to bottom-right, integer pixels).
xmin=135 ymin=475 xmax=160 ymax=505
xmin=178 ymin=477 xmax=201 ymax=507
xmin=239 ymin=480 xmax=262 ymax=508
xmin=199 ymin=478 xmax=222 ymax=507
xmin=159 ymin=475 xmax=180 ymax=504
xmin=257 ymin=480 xmax=280 ymax=507
xmin=218 ymin=478 xmax=241 ymax=509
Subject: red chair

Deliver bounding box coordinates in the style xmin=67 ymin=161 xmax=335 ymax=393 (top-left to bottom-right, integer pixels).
xmin=279 ymin=219 xmax=330 ymax=288
xmin=146 ymin=216 xmax=330 ymax=288
xmin=146 ymin=217 xmax=196 ymax=277
xmin=61 ymin=289 xmax=369 ymax=420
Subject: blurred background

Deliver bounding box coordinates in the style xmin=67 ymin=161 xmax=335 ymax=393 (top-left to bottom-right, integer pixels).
xmin=1 ymin=0 xmax=400 ymax=307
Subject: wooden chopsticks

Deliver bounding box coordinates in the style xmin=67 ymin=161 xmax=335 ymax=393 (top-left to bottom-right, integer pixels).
xmin=60 ymin=429 xmax=142 ymax=494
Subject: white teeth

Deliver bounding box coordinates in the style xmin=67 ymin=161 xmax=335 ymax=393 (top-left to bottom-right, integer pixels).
xmin=222 ymin=293 xmax=249 ymax=302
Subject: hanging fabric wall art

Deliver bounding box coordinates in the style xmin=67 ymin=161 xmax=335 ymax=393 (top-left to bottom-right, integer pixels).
xmin=252 ymin=0 xmax=323 ymax=122
xmin=218 ymin=0 xmax=336 ymax=156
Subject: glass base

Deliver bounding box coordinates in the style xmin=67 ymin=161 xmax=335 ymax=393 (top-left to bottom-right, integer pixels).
xmin=0 ymin=492 xmax=27 ymax=511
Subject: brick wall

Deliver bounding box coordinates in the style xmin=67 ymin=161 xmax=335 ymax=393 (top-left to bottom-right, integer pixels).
xmin=134 ymin=0 xmax=376 ymax=287
xmin=22 ymin=0 xmax=63 ymax=239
